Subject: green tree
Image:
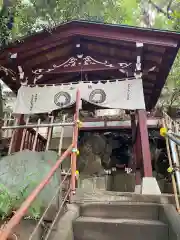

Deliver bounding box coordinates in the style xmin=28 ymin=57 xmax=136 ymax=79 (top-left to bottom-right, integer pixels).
xmin=0 ymin=0 xmax=179 ymax=43
xmin=6 ymin=0 xmax=127 ymax=41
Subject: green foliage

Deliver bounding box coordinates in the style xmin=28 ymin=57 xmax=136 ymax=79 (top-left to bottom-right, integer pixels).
xmin=0 ymin=183 xmax=12 ymax=219
xmin=0 ymin=0 xmax=2 ymax=9
xmin=7 ymin=0 xmax=127 ymax=41
xmin=0 ymin=0 xmax=179 ymax=43
xmin=160 ymin=53 xmax=180 ymax=109
xmin=0 ymin=180 xmax=41 ymax=220
xmin=19 ymin=181 xmax=41 ymax=219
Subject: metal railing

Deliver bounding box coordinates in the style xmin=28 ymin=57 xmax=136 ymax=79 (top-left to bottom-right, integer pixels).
xmin=0 ymin=145 xmax=73 ymax=240
xmin=0 ymin=90 xmax=81 ymax=239
xmin=160 ymin=112 xmax=180 ymax=213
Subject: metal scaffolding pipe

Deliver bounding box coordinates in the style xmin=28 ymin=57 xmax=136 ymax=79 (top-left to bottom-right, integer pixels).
xmin=2 ymin=122 xmax=75 ymax=130
xmin=71 ymin=89 xmax=80 ymax=196
xmin=0 ymin=144 xmax=73 ymax=240
xmin=169 ymin=139 xmax=180 ymax=194
xmin=167 ymin=133 xmax=180 ymax=146
xmin=171 ymin=132 xmax=180 ymax=139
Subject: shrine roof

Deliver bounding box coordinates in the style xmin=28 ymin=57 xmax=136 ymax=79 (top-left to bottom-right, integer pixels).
xmin=0 ymin=20 xmax=179 ymax=110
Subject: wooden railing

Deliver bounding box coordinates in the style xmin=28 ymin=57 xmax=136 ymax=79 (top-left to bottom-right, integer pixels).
xmin=1 ymin=116 xmax=47 ymax=154
xmin=21 ymin=128 xmax=47 ymax=151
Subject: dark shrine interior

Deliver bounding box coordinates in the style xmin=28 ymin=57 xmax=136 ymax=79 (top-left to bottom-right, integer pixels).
xmin=78 ymin=128 xmax=169 ymax=180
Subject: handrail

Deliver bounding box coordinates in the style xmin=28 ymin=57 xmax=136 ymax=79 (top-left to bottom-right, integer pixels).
xmin=0 ymin=89 xmax=81 ymax=239
xmin=2 ymin=122 xmax=74 ymax=130
xmin=160 ymin=128 xmax=180 ymax=146
xmin=161 ymin=112 xmax=180 ymax=213
xmin=71 ymin=89 xmax=80 ymax=197
xmin=0 ymin=144 xmax=73 ymax=240
xmin=29 ymin=168 xmax=71 ymax=240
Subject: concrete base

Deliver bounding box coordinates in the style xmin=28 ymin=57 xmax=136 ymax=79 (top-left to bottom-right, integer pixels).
xmin=12 ymin=219 xmax=40 ymax=240
xmin=51 ymin=204 xmax=80 ymax=240
xmin=141 ymin=177 xmax=161 ymax=195
xmin=78 ymin=176 xmax=108 ymax=191
xmin=134 ymin=185 xmax=141 ymax=194
xmin=110 ymin=173 xmax=135 ymax=192
xmin=158 ymin=179 xmax=173 ymax=194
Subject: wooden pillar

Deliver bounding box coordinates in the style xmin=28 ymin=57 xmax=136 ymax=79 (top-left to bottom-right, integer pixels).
xmin=135 ymin=123 xmax=143 ymax=168
xmin=11 ymin=114 xmax=24 ymax=153
xmin=137 ymin=109 xmax=152 ymax=177
xmin=130 ymin=113 xmax=137 ymax=173
xmin=131 ymin=112 xmax=143 ymax=184
xmin=135 ymin=125 xmax=143 ymax=183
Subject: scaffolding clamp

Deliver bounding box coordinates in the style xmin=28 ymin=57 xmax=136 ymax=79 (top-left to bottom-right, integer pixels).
xmin=72 ymin=148 xmax=80 ymax=155
xmin=77 ymin=120 xmax=83 ymax=128
xmin=167 ymin=165 xmax=180 ymax=174
xmin=75 ymin=170 xmax=79 ymax=179
xmin=160 ymin=127 xmax=167 ymax=137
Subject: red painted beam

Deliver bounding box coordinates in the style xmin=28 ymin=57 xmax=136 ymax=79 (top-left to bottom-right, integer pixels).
xmin=1 ymin=21 xmax=178 ymax=60
xmin=135 ymin=123 xmax=142 ymax=169
xmin=137 ymin=110 xmax=152 ymax=177
xmin=70 ymin=24 xmax=178 ymax=47
xmin=82 ymin=37 xmax=165 ymax=57
xmin=130 ymin=113 xmax=137 ymax=173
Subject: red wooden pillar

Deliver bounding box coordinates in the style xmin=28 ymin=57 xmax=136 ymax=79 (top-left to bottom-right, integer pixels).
xmin=11 ymin=114 xmax=24 ymax=153
xmin=131 ymin=112 xmax=143 ymax=184
xmin=135 ymin=126 xmax=143 ymax=184
xmin=135 ymin=123 xmax=143 ymax=167
xmin=137 ymin=109 xmax=152 ymax=177
xmin=130 ymin=113 xmax=137 ymax=173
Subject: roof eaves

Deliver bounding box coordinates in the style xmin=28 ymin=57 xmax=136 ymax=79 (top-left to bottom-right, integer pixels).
xmin=1 ymin=20 xmax=180 ymax=51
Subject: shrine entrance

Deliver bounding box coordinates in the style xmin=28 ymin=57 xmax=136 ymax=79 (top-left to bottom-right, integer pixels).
xmin=0 ymin=20 xmax=179 ymax=240
xmin=3 ymin=77 xmax=150 ymax=193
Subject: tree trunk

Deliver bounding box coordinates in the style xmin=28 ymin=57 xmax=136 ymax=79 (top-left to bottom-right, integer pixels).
xmin=0 ymin=83 xmax=3 ymax=140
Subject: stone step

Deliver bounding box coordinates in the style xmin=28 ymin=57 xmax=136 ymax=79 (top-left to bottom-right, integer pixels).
xmin=73 ymin=216 xmax=168 ymax=240
xmin=80 ymin=202 xmax=160 ymax=220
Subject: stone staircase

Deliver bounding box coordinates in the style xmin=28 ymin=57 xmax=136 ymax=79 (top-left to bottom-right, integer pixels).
xmin=51 ymin=190 xmax=180 ymax=240
xmin=73 ymin=202 xmax=168 ymax=240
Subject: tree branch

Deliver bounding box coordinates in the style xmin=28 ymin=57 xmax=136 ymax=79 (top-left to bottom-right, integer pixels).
xmin=167 ymin=0 xmax=173 ymax=12
xmin=149 ymin=0 xmax=173 ymax=19
xmin=167 ymin=0 xmax=174 ymax=18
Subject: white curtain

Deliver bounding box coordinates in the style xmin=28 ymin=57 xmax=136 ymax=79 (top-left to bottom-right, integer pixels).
xmin=13 ymin=78 xmax=145 ymax=114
